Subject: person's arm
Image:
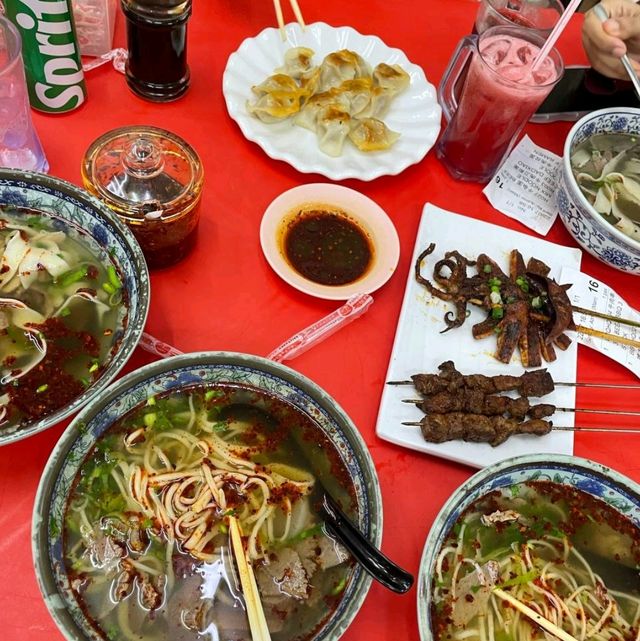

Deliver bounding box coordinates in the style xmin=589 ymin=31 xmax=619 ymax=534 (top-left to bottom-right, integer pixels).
xmin=582 ymin=0 xmax=640 ymax=79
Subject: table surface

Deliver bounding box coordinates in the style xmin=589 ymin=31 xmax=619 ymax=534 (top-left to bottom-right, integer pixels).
xmin=2 ymin=1 xmax=639 ymax=640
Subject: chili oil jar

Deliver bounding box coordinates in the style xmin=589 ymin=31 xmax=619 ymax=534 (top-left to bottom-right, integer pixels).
xmin=82 ymin=125 xmax=204 ymax=268
xmin=121 ymin=0 xmax=191 ymax=101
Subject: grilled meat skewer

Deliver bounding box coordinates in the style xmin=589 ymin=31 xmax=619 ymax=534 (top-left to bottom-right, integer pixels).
xmin=407 ymin=413 xmax=552 ymax=447
xmin=408 ymin=361 xmax=554 ymax=397
xmin=405 ymin=390 xmax=555 ymax=420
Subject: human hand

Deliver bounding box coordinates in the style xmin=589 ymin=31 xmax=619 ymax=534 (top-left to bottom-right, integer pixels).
xmin=582 ymin=0 xmax=640 ymax=80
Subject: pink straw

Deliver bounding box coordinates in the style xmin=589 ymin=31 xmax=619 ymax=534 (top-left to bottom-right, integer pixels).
xmin=531 ymin=0 xmax=582 ymax=72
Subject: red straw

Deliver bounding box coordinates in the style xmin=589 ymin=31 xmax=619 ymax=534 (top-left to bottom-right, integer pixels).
xmin=531 ymin=0 xmax=582 ymax=72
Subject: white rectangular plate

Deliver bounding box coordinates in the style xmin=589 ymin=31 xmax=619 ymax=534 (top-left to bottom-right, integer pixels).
xmin=376 ymin=204 xmax=583 ymax=469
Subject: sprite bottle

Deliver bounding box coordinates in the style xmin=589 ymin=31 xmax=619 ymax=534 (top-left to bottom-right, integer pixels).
xmin=3 ymin=0 xmax=87 ymax=112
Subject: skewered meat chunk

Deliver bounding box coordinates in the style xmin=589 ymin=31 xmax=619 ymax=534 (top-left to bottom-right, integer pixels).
xmin=418 ymin=413 xmax=552 ymax=447
xmin=416 ymin=391 xmax=555 ymax=420
xmin=410 ymin=361 xmax=554 ymax=398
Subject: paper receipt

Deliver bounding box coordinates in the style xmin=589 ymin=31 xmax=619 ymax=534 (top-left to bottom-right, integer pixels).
xmin=483 ymin=135 xmax=562 ymax=236
xmin=560 ymin=266 xmax=640 ymax=378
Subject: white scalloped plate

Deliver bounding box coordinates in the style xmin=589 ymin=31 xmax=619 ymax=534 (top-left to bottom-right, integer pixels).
xmin=222 ymin=22 xmax=442 ymax=181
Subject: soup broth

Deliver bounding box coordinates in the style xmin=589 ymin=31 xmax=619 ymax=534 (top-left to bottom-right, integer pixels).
xmin=570 ymin=132 xmax=640 ymax=243
xmin=431 ymin=481 xmax=640 ymax=641
xmin=63 ymin=383 xmax=357 ymax=641
xmin=0 ymin=207 xmax=125 ymax=431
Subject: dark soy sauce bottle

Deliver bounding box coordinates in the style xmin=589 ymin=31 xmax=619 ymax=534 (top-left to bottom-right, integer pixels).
xmin=121 ymin=0 xmax=191 ymax=102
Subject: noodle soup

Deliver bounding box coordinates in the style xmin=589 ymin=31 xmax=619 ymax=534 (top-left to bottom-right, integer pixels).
xmin=63 ymin=383 xmax=357 ymax=641
xmin=1 ymin=207 xmax=125 ymax=432
xmin=430 ymin=481 xmax=640 ymax=641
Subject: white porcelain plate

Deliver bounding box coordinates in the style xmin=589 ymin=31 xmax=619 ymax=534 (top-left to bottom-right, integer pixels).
xmin=223 ymin=22 xmax=442 ymax=181
xmin=260 ymin=183 xmax=400 ymax=300
xmin=376 ymin=204 xmax=583 ymax=469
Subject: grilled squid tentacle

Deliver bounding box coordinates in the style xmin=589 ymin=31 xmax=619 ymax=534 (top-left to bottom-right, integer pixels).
xmin=415 ymin=245 xmax=457 ymax=302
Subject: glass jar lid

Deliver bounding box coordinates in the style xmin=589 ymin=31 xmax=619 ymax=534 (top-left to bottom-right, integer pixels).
xmin=82 ymin=125 xmax=203 ymax=222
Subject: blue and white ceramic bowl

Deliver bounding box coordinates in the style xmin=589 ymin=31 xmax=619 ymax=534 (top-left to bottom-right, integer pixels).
xmin=32 ymin=351 xmax=382 ymax=641
xmin=417 ymin=453 xmax=640 ymax=641
xmin=0 ymin=169 xmax=149 ymax=445
xmin=557 ymin=107 xmax=640 ymax=274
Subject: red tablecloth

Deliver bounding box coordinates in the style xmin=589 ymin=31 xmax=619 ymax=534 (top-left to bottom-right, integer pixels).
xmin=1 ymin=1 xmax=639 ymax=640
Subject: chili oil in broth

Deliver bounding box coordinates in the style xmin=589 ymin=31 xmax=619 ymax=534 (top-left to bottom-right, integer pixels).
xmin=280 ymin=204 xmax=374 ymax=286
xmin=0 ymin=207 xmax=125 ymax=432
xmin=63 ymin=383 xmax=358 ymax=641
xmin=431 ymin=481 xmax=640 ymax=641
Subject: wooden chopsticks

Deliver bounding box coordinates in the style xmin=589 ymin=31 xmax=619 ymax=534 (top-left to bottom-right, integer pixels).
xmin=571 ymin=305 xmax=640 ymax=350
xmin=273 ymin=0 xmax=306 ymax=39
xmin=229 ymin=516 xmax=272 ymax=641
xmin=576 ymin=325 xmax=640 ymax=350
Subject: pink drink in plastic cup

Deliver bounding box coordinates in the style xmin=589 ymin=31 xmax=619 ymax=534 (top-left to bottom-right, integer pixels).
xmin=436 ymin=26 xmax=563 ymax=182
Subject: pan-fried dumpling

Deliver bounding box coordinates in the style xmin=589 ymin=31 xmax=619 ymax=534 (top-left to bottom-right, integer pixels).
xmin=372 ymin=63 xmax=410 ymax=96
xmin=318 ymin=49 xmax=371 ymax=92
xmin=276 ymin=47 xmax=315 ymax=79
xmin=348 ymin=118 xmax=400 ymax=151
xmin=359 ymin=86 xmax=396 ymax=119
xmin=247 ymin=91 xmax=302 ymax=123
xmin=252 ymin=73 xmax=300 ymax=97
xmin=294 ymin=89 xmax=349 ymax=131
xmin=316 ymin=106 xmax=351 ymax=157
xmin=337 ymin=78 xmax=373 ymax=117
xmin=299 ymin=66 xmax=321 ymax=104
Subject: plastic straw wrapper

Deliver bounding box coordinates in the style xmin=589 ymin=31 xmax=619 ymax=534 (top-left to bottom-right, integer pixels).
xmin=267 ymin=293 xmax=374 ymax=363
xmin=137 ymin=293 xmax=374 ymax=363
xmin=82 ymin=47 xmax=127 ymax=74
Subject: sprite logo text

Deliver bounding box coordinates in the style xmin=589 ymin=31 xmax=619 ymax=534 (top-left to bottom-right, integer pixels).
xmin=13 ymin=0 xmax=85 ymax=111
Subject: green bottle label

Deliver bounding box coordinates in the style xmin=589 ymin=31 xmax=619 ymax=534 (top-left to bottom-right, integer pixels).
xmin=4 ymin=0 xmax=87 ymax=113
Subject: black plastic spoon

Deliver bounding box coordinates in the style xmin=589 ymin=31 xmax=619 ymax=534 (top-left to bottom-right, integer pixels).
xmin=221 ymin=401 xmax=415 ymax=594
xmin=320 ymin=491 xmax=414 ymax=594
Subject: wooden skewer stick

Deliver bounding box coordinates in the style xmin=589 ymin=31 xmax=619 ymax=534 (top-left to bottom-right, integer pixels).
xmin=289 ymin=0 xmax=306 ymax=28
xmin=272 ymin=0 xmax=286 ymax=39
xmin=493 ymin=588 xmax=579 ymax=641
xmin=577 ymin=324 xmax=640 ymax=349
xmin=387 ymin=379 xmax=640 ymax=389
xmin=402 ymin=421 xmax=640 ymax=433
xmin=572 ymin=305 xmax=640 ymax=330
xmin=229 ymin=516 xmax=272 ymax=641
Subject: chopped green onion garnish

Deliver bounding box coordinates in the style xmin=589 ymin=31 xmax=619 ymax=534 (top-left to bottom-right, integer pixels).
xmin=36 ymin=384 xmax=48 ymax=393
xmin=102 ymin=282 xmax=116 ymax=295
xmin=58 ymin=266 xmax=88 ymax=288
xmin=330 ymin=576 xmax=348 ymax=596
xmin=492 ymin=306 xmax=504 ymax=320
xmin=488 ymin=278 xmax=501 ymax=287
xmin=491 ymin=285 xmax=500 ymax=293
xmin=483 ymin=264 xmax=492 ymax=273
xmin=144 ymin=413 xmax=157 ymax=428
xmin=88 ymin=361 xmax=99 ymax=373
xmin=531 ymin=296 xmax=542 ymax=309
xmin=107 ymin=265 xmax=122 ymax=289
